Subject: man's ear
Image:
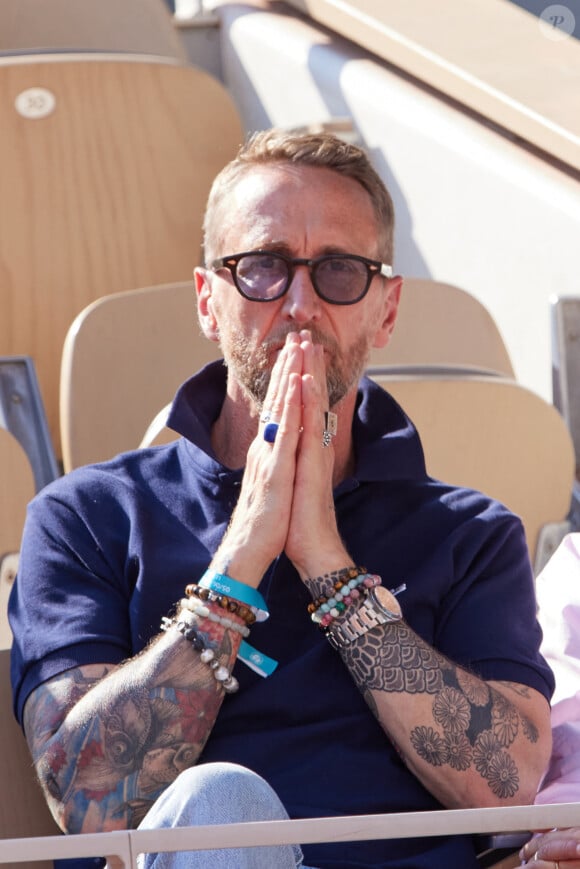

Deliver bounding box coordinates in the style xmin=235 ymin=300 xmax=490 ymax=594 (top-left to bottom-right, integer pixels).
xmin=195 ymin=267 xmax=220 ymax=343
xmin=372 ymin=276 xmax=403 ymax=349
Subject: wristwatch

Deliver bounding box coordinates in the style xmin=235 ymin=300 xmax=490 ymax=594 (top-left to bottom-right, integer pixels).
xmin=326 ymin=586 xmax=403 ymax=650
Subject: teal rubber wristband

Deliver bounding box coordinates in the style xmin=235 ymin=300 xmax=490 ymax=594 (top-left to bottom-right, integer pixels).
xmin=200 ymin=571 xmax=269 ymax=622
xmin=238 ymin=640 xmax=278 ymax=677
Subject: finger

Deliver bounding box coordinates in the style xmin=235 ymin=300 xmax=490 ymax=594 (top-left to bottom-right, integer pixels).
xmin=260 ymin=334 xmax=302 ymax=434
xmin=262 ymin=344 xmax=305 ymax=451
xmin=277 ymin=371 xmax=303 ymax=450
xmin=299 ymin=333 xmax=337 ymax=451
xmin=264 ymin=334 xmax=297 ymax=408
xmin=537 ymin=841 xmax=580 ymax=860
xmin=285 ymin=370 xmax=344 ymax=578
xmin=522 ymin=834 xmax=580 ymax=864
xmin=300 ymin=332 xmax=329 ymax=406
xmin=298 ymin=374 xmax=337 ymax=470
xmin=525 ymin=862 xmax=580 ymax=868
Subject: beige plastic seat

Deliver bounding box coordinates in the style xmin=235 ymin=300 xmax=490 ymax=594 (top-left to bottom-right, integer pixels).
xmin=60 ymin=281 xmax=222 ymax=471
xmin=0 ymin=0 xmax=187 ymax=60
xmin=0 ymin=54 xmax=243 ymax=461
xmin=372 ymin=373 xmax=575 ymax=568
xmin=140 ymin=402 xmax=179 ymax=449
xmin=0 ymin=428 xmax=35 ymax=650
xmin=368 ymin=279 xmax=514 ymax=377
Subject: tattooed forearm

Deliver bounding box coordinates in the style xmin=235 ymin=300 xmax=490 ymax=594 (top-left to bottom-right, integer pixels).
xmin=339 ymin=622 xmax=543 ymax=802
xmin=494 ymin=680 xmax=531 ymax=698
xmin=24 ymin=664 xmax=117 ymax=758
xmin=23 ymin=623 xmax=239 ymax=833
xmin=342 ymin=623 xmax=445 ymax=694
xmin=408 ymin=677 xmax=525 ymax=799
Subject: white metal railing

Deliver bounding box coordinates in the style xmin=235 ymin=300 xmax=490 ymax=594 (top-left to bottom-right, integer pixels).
xmin=2 ymin=803 xmax=580 ymax=867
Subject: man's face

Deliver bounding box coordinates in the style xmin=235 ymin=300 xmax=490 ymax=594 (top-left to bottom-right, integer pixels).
xmin=196 ymin=164 xmax=399 ymax=409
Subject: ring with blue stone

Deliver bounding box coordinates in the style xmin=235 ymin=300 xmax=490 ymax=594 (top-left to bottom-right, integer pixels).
xmin=263 ymin=422 xmax=279 ymax=443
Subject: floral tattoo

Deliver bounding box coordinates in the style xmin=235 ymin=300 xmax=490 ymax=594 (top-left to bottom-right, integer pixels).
xmin=341 ymin=623 xmax=537 ymax=799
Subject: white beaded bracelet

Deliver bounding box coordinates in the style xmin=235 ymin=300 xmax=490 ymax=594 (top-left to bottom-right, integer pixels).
xmin=180 ymin=597 xmax=251 ymax=638
xmin=160 ymin=615 xmax=239 ymax=693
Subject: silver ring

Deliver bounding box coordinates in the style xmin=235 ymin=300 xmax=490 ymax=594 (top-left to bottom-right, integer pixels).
xmin=324 ymin=411 xmax=338 ymax=436
xmin=263 ymin=422 xmax=279 ymax=443
xmin=322 ymin=411 xmax=338 ymax=447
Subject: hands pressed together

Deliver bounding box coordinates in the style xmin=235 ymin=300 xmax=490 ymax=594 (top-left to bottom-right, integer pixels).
xmin=213 ymin=329 xmax=351 ymax=588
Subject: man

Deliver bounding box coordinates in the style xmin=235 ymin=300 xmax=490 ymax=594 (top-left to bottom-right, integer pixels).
xmin=10 ymin=129 xmax=553 ymax=868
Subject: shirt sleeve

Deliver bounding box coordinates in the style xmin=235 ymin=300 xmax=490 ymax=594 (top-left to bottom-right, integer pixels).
xmin=426 ymin=494 xmax=554 ymax=700
xmin=9 ymin=472 xmax=135 ymax=724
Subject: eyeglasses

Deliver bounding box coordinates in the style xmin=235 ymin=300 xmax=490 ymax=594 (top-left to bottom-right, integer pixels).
xmin=211 ymin=250 xmax=393 ymax=306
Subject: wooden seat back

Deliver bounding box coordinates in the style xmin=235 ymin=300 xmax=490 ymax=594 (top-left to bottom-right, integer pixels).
xmin=0 ymin=54 xmax=243 ymax=460
xmin=60 ymin=281 xmax=221 ymax=471
xmin=368 ymin=278 xmax=514 ymax=377
xmin=372 ymin=373 xmax=575 ymax=567
xmin=0 ymin=0 xmax=187 ymax=60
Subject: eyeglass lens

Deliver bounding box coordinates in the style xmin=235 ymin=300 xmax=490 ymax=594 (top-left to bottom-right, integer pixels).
xmin=237 ymin=254 xmax=287 ymax=300
xmin=235 ymin=253 xmax=370 ymax=303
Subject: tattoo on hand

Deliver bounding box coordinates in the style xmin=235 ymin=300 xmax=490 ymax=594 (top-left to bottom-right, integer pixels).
xmin=341 ymin=624 xmax=538 ymax=799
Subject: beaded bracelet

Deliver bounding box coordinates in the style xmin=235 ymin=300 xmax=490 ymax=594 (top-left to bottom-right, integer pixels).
xmin=199 ymin=571 xmax=269 ymax=622
xmin=311 ymin=574 xmax=382 ymax=629
xmin=185 ymin=584 xmax=257 ymax=626
xmin=180 ymin=597 xmax=250 ymax=638
xmin=310 ymin=573 xmax=382 ymax=630
xmin=307 ymin=566 xmax=367 ymax=614
xmin=160 ymin=615 xmax=239 ymax=693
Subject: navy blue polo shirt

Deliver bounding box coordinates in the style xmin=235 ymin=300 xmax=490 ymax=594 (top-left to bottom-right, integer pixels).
xmin=10 ymin=361 xmax=554 ymax=869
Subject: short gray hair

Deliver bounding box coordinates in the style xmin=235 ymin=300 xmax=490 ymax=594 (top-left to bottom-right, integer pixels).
xmin=202 ymin=128 xmax=395 ymax=265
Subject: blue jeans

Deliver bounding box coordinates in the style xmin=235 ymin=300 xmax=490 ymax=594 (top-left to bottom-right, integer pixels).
xmin=135 ymin=762 xmax=313 ymax=868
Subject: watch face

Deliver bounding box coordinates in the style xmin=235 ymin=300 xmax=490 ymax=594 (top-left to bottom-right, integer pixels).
xmin=371 ymin=585 xmax=402 ymax=619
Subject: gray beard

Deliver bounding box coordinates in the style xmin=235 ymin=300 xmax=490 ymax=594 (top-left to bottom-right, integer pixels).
xmin=222 ymin=326 xmax=371 ymax=409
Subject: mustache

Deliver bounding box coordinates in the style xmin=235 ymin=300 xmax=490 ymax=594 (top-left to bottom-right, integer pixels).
xmin=262 ymin=326 xmax=339 ymax=355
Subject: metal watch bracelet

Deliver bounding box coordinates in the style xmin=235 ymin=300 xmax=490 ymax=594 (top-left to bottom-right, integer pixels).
xmin=326 ymin=585 xmax=402 ymax=650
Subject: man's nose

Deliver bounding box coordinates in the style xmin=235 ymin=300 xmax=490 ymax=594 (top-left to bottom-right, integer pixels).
xmin=281 ymin=264 xmax=322 ymax=323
